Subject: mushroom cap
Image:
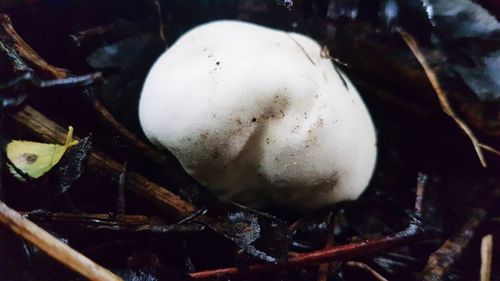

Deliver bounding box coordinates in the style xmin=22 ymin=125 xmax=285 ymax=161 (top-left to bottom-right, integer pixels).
xmin=139 ymin=20 xmax=377 ymax=210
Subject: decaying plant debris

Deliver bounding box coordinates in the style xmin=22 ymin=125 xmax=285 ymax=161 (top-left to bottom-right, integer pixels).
xmin=0 ymin=1 xmax=499 ymax=281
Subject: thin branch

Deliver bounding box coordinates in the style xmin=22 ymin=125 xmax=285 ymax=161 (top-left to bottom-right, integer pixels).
xmin=0 ymin=14 xmax=101 ymax=92
xmin=190 ymin=174 xmax=427 ymax=280
xmin=8 ymin=106 xmax=197 ymax=219
xmin=344 ymin=261 xmax=388 ymax=281
xmin=23 ymin=212 xmax=148 ymax=229
xmin=70 ymin=19 xmax=138 ymax=47
xmin=21 ymin=211 xmax=204 ymax=233
xmin=480 ymin=234 xmax=493 ymax=281
xmin=479 ymin=144 xmax=500 ymax=157
xmin=0 ymin=14 xmax=68 ymax=79
xmin=83 ymin=88 xmax=167 ymax=166
xmin=0 ymin=200 xmax=123 ymax=281
xmin=419 ymin=208 xmax=487 ymax=280
xmin=397 ymin=28 xmax=500 ymax=167
xmin=191 ymin=229 xmax=422 ymax=279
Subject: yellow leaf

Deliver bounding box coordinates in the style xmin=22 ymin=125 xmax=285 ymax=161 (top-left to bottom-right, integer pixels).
xmin=6 ymin=126 xmax=79 ymax=180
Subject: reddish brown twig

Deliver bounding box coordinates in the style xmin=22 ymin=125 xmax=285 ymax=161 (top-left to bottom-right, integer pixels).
xmin=0 ymin=14 xmax=68 ymax=78
xmin=191 ymin=226 xmax=422 ymax=279
xmin=190 ymin=175 xmax=427 ymax=280
xmin=0 ymin=200 xmax=123 ymax=281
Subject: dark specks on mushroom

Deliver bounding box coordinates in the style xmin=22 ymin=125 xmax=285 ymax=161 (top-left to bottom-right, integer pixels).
xmin=139 ymin=20 xmax=377 ymax=210
xmin=316 ymin=118 xmax=324 ymax=127
xmin=212 ymin=149 xmax=221 ymax=159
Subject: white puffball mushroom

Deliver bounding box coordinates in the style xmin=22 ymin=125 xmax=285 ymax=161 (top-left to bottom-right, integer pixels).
xmin=139 ymin=20 xmax=377 ymax=210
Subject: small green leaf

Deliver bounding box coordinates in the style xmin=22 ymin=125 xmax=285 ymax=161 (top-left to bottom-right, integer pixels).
xmin=6 ymin=126 xmax=79 ymax=180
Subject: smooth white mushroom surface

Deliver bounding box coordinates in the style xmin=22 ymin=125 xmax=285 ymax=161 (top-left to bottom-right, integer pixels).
xmin=139 ymin=20 xmax=377 ymax=210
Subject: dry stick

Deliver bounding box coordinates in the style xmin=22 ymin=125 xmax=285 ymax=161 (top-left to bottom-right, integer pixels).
xmin=0 ymin=200 xmax=123 ymax=281
xmin=419 ymin=208 xmax=487 ymax=280
xmin=479 ymin=144 xmax=500 ymax=157
xmin=344 ymin=261 xmax=388 ymax=281
xmin=21 ymin=212 xmax=199 ymax=233
xmin=22 ymin=212 xmax=150 ymax=226
xmin=397 ymin=28 xmax=500 ymax=168
xmin=8 ymin=106 xmax=197 ymax=219
xmin=0 ymin=14 xmax=68 ymax=79
xmin=480 ymin=234 xmax=493 ymax=281
xmin=84 ymin=89 xmax=167 ymax=166
xmin=190 ymin=174 xmax=427 ymax=280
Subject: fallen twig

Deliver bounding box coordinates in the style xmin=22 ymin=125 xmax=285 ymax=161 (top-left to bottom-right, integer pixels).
xmin=83 ymin=88 xmax=167 ymax=166
xmin=23 ymin=212 xmax=149 ymax=229
xmin=190 ymin=229 xmax=422 ymax=279
xmin=21 ymin=211 xmax=204 ymax=233
xmin=0 ymin=200 xmax=123 ymax=281
xmin=480 ymin=234 xmax=493 ymax=281
xmin=344 ymin=261 xmax=388 ymax=281
xmin=8 ymin=106 xmax=197 ymax=219
xmin=0 ymin=14 xmax=68 ymax=78
xmin=419 ymin=208 xmax=487 ymax=280
xmin=189 ymin=174 xmax=427 ymax=280
xmin=397 ymin=28 xmax=500 ymax=167
xmin=0 ymin=14 xmax=101 ymax=92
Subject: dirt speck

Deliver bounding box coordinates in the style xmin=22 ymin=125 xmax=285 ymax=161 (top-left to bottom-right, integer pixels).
xmin=212 ymin=150 xmax=221 ymax=159
xmin=21 ymin=153 xmax=38 ymax=164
